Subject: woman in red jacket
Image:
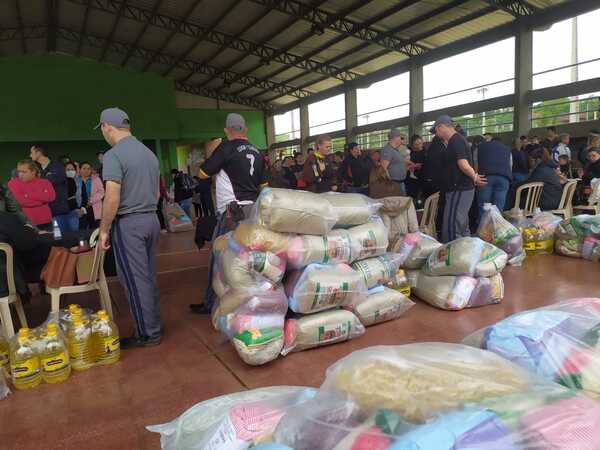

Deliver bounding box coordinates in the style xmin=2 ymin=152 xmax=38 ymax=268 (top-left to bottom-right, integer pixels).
xmin=8 ymin=159 xmax=56 ymax=231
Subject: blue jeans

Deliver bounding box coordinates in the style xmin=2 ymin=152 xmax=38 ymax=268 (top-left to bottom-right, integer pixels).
xmin=345 ymin=186 xmax=369 ymax=195
xmin=53 ymin=211 xmax=80 ymax=234
xmin=178 ymin=198 xmax=193 ymax=219
xmin=512 ymin=172 xmax=528 ymax=183
xmin=477 ymin=175 xmax=510 ymax=217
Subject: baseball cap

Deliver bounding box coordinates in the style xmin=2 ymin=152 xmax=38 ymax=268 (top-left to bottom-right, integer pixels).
xmin=388 ymin=128 xmax=405 ymax=140
xmin=429 ymin=115 xmax=454 ymax=133
xmin=225 ymin=113 xmax=246 ymax=131
xmin=94 ymin=107 xmax=130 ymax=130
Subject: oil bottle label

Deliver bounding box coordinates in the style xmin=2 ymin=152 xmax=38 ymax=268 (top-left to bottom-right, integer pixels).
xmin=42 ymin=352 xmax=68 ymax=372
xmin=99 ymin=336 xmax=120 ymax=355
xmin=11 ymin=358 xmax=40 ymax=379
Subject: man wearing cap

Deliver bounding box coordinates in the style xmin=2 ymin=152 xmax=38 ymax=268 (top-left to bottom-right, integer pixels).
xmin=190 ymin=113 xmax=267 ymax=314
xmin=380 ymin=129 xmax=415 ymax=194
xmin=433 ymin=115 xmax=486 ymax=243
xmin=96 ymin=107 xmax=163 ymax=348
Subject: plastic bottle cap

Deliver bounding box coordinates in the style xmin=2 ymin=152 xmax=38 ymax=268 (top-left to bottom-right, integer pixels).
xmin=17 ymin=328 xmax=29 ymax=342
xmin=47 ymin=323 xmax=58 ymax=336
xmin=68 ymin=304 xmax=81 ymax=312
xmin=97 ymin=310 xmax=108 ymax=320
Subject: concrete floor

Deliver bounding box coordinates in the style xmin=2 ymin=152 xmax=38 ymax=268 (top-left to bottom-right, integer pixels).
xmin=1 ymin=231 xmax=598 ymax=449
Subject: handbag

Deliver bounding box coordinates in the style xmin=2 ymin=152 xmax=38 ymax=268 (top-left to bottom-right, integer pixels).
xmin=41 ymin=247 xmax=78 ymax=288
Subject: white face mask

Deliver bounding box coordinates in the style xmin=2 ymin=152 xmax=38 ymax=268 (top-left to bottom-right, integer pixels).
xmin=66 ymin=170 xmax=76 ymax=178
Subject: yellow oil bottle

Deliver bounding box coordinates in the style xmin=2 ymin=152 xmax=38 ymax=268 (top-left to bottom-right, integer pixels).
xmin=9 ymin=328 xmax=41 ymax=390
xmin=92 ymin=310 xmax=120 ymax=365
xmin=389 ymin=269 xmax=411 ymax=298
xmin=41 ymin=323 xmax=71 ymax=384
xmin=68 ymin=317 xmax=94 ymax=371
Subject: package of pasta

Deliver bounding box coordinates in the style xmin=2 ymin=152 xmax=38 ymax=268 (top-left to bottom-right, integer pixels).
xmin=393 ymin=232 xmax=442 ymax=269
xmin=284 ymin=263 xmax=367 ymax=314
xmin=322 ymin=192 xmax=383 ymax=227
xmin=271 ymin=343 xmax=600 ymax=450
xmin=346 ymin=286 xmax=414 ymax=327
xmin=477 ymin=203 xmax=526 ymax=265
xmin=464 ymin=297 xmax=600 ymax=399
xmin=252 ymin=187 xmax=337 ymax=235
xmin=281 ymin=309 xmax=365 ymax=355
xmin=423 ymin=237 xmax=507 ymax=277
xmin=351 ymin=253 xmax=403 ymax=289
xmin=286 ymin=231 xmax=353 ymax=269
xmin=146 ymin=386 xmax=317 ymax=449
xmin=408 ymin=271 xmax=502 ymax=310
xmin=232 ymin=223 xmax=290 ymax=254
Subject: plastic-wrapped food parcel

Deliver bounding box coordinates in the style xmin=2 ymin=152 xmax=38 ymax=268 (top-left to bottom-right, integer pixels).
xmin=148 ymin=343 xmax=600 ymax=450
xmin=476 ymin=204 xmax=525 ymax=265
xmin=464 ymin=297 xmax=600 ymax=399
xmin=555 ymin=214 xmax=600 ymax=261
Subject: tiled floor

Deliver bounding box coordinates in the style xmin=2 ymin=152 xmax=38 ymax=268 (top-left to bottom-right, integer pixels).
xmin=1 ymin=231 xmax=598 ymax=449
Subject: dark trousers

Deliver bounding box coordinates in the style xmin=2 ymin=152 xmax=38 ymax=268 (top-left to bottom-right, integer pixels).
xmin=442 ymin=189 xmax=475 ymax=243
xmin=157 ymin=197 xmax=166 ymax=230
xmin=200 ymin=191 xmax=215 ymax=217
xmin=112 ymin=213 xmax=162 ymax=339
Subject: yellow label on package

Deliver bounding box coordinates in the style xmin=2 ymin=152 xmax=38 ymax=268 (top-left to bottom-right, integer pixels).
xmin=11 ymin=358 xmax=40 ymax=379
xmin=101 ymin=336 xmax=120 ymax=353
xmin=42 ymin=352 xmax=68 ymax=372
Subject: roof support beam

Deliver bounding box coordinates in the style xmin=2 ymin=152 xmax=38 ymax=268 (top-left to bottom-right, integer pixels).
xmin=483 ymin=0 xmax=537 ymax=17
xmin=76 ymin=0 xmax=92 ymax=56
xmin=120 ymin=0 xmax=165 ymax=67
xmin=246 ymin=0 xmax=427 ymax=57
xmin=47 ymin=0 xmax=58 ymax=52
xmin=14 ymin=0 xmax=27 ymax=54
xmin=99 ymin=0 xmax=126 ymax=61
xmin=64 ymin=0 xmax=357 ymax=81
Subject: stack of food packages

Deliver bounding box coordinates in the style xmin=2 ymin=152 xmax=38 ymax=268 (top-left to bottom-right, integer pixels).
xmin=395 ymin=234 xmax=507 ymax=310
xmin=554 ymin=214 xmax=600 ymax=261
xmin=211 ymin=188 xmax=415 ymax=366
xmin=510 ymin=210 xmax=562 ymax=255
xmin=476 ymin=203 xmax=525 ymax=265
xmin=148 ymin=343 xmax=600 ymax=450
xmin=0 ymin=304 xmax=120 ymax=391
xmin=464 ymin=298 xmax=600 ymax=399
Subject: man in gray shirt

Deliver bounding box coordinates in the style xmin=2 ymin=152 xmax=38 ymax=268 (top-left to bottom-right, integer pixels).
xmin=97 ymin=107 xmax=162 ymax=348
xmin=380 ymin=128 xmax=415 ymax=194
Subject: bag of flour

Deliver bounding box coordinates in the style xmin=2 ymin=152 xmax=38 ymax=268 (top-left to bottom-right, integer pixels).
xmin=351 ymin=253 xmax=403 ymax=289
xmin=281 ymin=309 xmax=365 ymax=355
xmin=285 ymin=264 xmax=367 ymax=314
xmin=253 ymin=188 xmax=337 ymax=235
xmin=322 ymin=192 xmax=383 ymax=227
xmin=348 ymin=286 xmax=414 ymax=327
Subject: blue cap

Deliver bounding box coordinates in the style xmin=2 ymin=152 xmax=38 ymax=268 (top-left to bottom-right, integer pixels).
xmin=94 ymin=107 xmax=130 ymax=130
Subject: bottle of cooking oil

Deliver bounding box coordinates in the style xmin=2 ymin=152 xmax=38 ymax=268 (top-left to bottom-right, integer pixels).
xmin=67 ymin=316 xmax=94 ymax=371
xmin=389 ymin=269 xmax=411 ymax=297
xmin=0 ymin=330 xmax=9 ymax=376
xmin=9 ymin=328 xmax=42 ymax=390
xmin=92 ymin=310 xmax=120 ymax=365
xmin=40 ymin=323 xmax=71 ymax=384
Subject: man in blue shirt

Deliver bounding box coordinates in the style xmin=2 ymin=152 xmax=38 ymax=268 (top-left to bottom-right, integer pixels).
xmin=475 ymin=135 xmax=512 ymax=217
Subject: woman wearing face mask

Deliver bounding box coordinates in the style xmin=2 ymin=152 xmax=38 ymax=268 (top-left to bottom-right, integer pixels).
xmin=8 ymin=159 xmax=56 ymax=231
xmin=64 ymin=161 xmax=82 ymax=231
xmin=78 ymin=161 xmax=104 ymax=229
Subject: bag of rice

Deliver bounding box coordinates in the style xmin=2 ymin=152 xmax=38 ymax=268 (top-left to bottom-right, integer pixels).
xmin=233 ymin=223 xmax=290 ymax=254
xmin=423 ymin=237 xmax=507 ymax=277
xmin=253 ymin=188 xmax=337 ymax=235
xmin=212 ymin=289 xmax=288 ymax=332
xmin=347 ymin=286 xmax=414 ymax=327
xmin=287 ymin=231 xmax=353 ymax=269
xmin=342 ymin=217 xmax=389 ymax=262
xmin=351 ymin=253 xmax=403 ymax=289
xmin=233 ymin=328 xmax=284 ymax=366
xmin=322 ymin=192 xmax=383 ymax=227
xmin=477 ymin=203 xmax=525 ymax=266
xmin=281 ymin=309 xmax=365 ymax=355
xmin=393 ymin=232 xmax=442 ymax=269
xmin=285 ymin=264 xmax=367 ymax=314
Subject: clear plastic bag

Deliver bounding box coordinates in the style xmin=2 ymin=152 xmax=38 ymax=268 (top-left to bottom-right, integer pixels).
xmin=351 ymin=253 xmax=403 ymax=289
xmin=281 ymin=309 xmax=365 ymax=355
xmin=284 ymin=263 xmax=368 ymax=314
xmin=341 ymin=216 xmax=389 ymax=262
xmin=146 ymin=386 xmax=317 ymax=450
xmin=393 ymin=232 xmax=441 ymax=270
xmin=408 ymin=271 xmax=503 ymax=310
xmin=346 ymin=286 xmax=414 ymax=327
xmin=232 ymin=223 xmax=290 ymax=254
xmin=464 ymin=297 xmax=600 ymax=399
xmin=555 ymin=215 xmax=600 ymax=261
xmin=271 ymin=343 xmax=600 ymax=450
xmin=520 ymin=211 xmax=562 ymax=255
xmin=322 ymin=192 xmax=383 ymax=227
xmin=252 ymin=188 xmax=337 ymax=235
xmin=477 ymin=204 xmax=525 ymax=266
xmin=589 ymin=178 xmax=600 ymax=205
xmin=423 ymin=237 xmax=507 ymax=277
xmin=233 ymin=328 xmax=284 ymax=366
xmin=287 ymin=231 xmax=353 ymax=269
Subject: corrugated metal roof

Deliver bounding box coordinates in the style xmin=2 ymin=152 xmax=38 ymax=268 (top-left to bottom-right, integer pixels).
xmin=0 ymin=0 xmax=585 ymax=109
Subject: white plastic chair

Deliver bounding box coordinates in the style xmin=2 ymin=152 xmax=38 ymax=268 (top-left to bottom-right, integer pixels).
xmin=46 ymin=229 xmax=114 ymax=319
xmin=419 ymin=192 xmax=440 ymax=238
xmin=511 ymin=182 xmax=544 ymax=217
xmin=0 ymin=243 xmax=28 ymax=339
xmin=551 ymin=180 xmax=578 ymax=219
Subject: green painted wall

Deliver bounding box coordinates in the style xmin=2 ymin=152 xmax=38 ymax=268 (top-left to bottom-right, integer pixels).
xmin=0 ymin=54 xmax=267 ymax=183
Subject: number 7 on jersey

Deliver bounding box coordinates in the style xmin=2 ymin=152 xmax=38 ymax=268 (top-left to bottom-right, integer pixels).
xmin=246 ymin=154 xmax=255 ymax=176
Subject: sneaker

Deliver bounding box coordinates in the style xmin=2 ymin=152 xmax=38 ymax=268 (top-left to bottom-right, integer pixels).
xmin=189 ymin=303 xmax=212 ymax=314
xmin=160 ymin=229 xmax=168 ymax=234
xmin=120 ymin=335 xmax=162 ymax=349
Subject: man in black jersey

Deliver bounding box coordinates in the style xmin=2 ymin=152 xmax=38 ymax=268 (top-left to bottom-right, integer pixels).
xmin=190 ymin=113 xmax=268 ymax=314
